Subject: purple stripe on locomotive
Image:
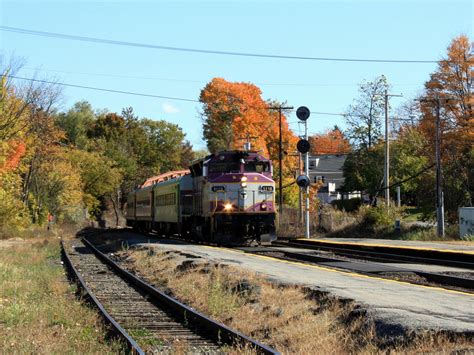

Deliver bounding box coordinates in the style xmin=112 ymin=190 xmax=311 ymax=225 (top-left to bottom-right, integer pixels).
xmin=209 ymin=173 xmax=274 ymax=184
xmin=209 ymin=201 xmax=275 ymax=213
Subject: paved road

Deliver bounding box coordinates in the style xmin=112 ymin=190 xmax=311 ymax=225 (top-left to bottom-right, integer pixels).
xmin=132 ymin=238 xmax=474 ymax=335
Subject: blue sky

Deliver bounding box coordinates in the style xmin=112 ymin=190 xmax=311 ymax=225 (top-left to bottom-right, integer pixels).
xmin=1 ymin=0 xmax=472 ymax=149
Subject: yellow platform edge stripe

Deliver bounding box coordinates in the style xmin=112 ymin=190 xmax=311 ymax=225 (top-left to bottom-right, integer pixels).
xmin=295 ymin=238 xmax=474 ymax=255
xmin=200 ymin=245 xmax=473 ymax=297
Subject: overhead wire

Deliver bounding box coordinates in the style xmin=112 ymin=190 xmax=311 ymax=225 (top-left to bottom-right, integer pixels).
xmin=6 ymin=75 xmax=200 ymax=103
xmin=6 ymin=75 xmax=422 ymax=135
xmin=1 ymin=26 xmax=442 ymax=64
xmin=21 ymin=66 xmax=420 ymax=88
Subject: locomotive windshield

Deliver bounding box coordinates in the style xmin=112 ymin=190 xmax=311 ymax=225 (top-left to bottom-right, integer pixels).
xmin=208 ymin=161 xmax=241 ymax=173
xmin=244 ymin=161 xmax=270 ymax=173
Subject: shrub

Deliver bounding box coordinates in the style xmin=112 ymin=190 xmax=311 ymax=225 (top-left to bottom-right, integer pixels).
xmin=331 ymin=198 xmax=362 ymax=212
xmin=361 ymin=205 xmax=401 ymax=227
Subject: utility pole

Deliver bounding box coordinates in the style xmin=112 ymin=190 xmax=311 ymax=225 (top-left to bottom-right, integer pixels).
xmin=434 ymin=96 xmax=445 ymax=238
xmin=418 ymin=95 xmax=453 ymax=237
xmin=382 ymin=90 xmax=402 ymax=207
xmin=269 ymin=105 xmax=294 ymax=215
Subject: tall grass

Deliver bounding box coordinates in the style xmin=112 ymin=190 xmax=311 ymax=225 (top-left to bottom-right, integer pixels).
xmin=0 ymin=238 xmax=123 ymax=353
xmin=118 ymin=247 xmax=474 ymax=353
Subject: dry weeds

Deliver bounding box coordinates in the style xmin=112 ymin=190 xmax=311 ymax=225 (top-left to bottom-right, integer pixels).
xmin=0 ymin=237 xmax=124 ymax=353
xmin=119 ymin=248 xmax=377 ymax=353
xmin=117 ymin=247 xmax=474 ymax=354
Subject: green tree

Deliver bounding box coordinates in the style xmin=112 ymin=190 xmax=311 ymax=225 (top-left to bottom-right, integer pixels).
xmin=345 ymin=75 xmax=389 ymax=150
xmin=390 ymin=127 xmax=430 ymax=205
xmin=342 ymin=145 xmax=384 ymax=197
xmin=140 ymin=118 xmax=186 ymax=172
xmin=67 ymin=149 xmax=122 ymax=216
xmin=55 ymin=101 xmax=95 ymax=148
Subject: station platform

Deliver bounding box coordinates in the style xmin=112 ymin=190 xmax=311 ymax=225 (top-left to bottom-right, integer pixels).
xmin=295 ymin=237 xmax=474 ymax=254
xmin=131 ymin=237 xmax=474 ymax=334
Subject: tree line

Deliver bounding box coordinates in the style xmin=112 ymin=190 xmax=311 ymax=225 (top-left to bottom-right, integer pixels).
xmin=341 ymin=35 xmax=472 ymax=222
xmin=0 ymin=35 xmax=471 ymax=233
xmin=197 ymin=35 xmax=472 ymax=222
xmin=0 ymin=69 xmax=196 ymax=230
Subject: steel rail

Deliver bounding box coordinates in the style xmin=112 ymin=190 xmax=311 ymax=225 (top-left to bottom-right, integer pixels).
xmin=279 ymin=240 xmax=474 ymax=270
xmin=60 ymin=239 xmax=144 ymax=354
xmin=92 ymin=229 xmax=473 ymax=292
xmin=240 ymin=245 xmax=474 ymax=292
xmin=82 ymin=237 xmax=279 ymax=354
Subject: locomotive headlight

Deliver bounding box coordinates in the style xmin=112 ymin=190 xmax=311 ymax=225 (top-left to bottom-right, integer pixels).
xmin=224 ymin=203 xmax=233 ymax=211
xmin=261 ymin=202 xmax=267 ymax=210
xmin=240 ymin=176 xmax=248 ymax=188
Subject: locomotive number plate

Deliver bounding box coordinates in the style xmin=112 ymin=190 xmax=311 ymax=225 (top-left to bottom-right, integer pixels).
xmin=259 ymin=186 xmax=274 ymax=192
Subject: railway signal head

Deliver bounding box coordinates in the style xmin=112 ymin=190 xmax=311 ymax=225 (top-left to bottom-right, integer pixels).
xmin=297 ymin=139 xmax=311 ymax=154
xmin=296 ymin=106 xmax=310 ymax=121
xmin=296 ymin=175 xmax=311 ymax=188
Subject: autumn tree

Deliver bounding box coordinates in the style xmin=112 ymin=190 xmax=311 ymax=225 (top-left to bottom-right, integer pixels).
xmin=199 ymin=78 xmax=300 ymax=206
xmin=309 ymin=126 xmax=351 ymax=155
xmin=418 ymin=35 xmax=473 ymax=219
xmin=200 ymin=78 xmax=272 ymax=154
xmin=67 ymin=148 xmax=122 ymax=218
xmin=345 ymin=75 xmax=390 ymax=150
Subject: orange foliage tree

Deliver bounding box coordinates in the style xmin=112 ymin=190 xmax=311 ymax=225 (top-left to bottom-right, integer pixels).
xmin=418 ymin=35 xmax=473 ymax=218
xmin=0 ymin=140 xmax=26 ymax=172
xmin=199 ymin=78 xmax=300 ymax=205
xmin=309 ymin=126 xmax=351 ymax=155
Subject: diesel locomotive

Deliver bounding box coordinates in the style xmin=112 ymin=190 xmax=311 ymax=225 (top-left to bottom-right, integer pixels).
xmin=126 ymin=150 xmax=277 ymax=244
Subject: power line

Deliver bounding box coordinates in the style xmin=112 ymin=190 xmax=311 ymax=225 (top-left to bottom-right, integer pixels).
xmin=21 ymin=66 xmax=421 ymax=87
xmin=6 ymin=75 xmax=421 ymax=130
xmin=1 ymin=26 xmax=441 ymax=64
xmin=7 ymin=75 xmax=200 ymax=103
xmin=8 ymin=75 xmax=344 ymax=116
xmin=373 ymin=163 xmax=435 ymax=193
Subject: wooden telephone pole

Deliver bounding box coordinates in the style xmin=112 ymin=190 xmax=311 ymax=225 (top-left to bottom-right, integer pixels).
xmin=268 ymin=105 xmax=294 ymax=214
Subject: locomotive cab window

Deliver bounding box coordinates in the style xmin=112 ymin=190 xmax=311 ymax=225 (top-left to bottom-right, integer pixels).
xmin=208 ymin=162 xmax=240 ymax=173
xmin=244 ymin=161 xmax=270 ymax=173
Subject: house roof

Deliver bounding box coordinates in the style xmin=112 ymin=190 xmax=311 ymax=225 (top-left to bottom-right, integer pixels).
xmin=308 ymin=154 xmax=347 ymax=189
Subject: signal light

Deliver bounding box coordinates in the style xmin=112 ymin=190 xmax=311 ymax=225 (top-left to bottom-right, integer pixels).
xmin=297 ymin=139 xmax=310 ymax=154
xmin=296 ymin=175 xmax=311 ymax=188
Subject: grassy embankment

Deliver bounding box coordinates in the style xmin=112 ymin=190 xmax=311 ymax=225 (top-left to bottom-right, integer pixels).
xmin=0 ymin=235 xmax=124 ymax=353
xmin=118 ymin=247 xmax=473 ymax=354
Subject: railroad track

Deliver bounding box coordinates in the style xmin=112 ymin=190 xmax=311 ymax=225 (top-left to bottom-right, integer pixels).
xmin=282 ymin=239 xmax=474 ymax=270
xmin=74 ymin=227 xmax=474 ymax=295
xmin=61 ymin=237 xmax=278 ymax=354
xmin=236 ymin=242 xmax=474 ymax=293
